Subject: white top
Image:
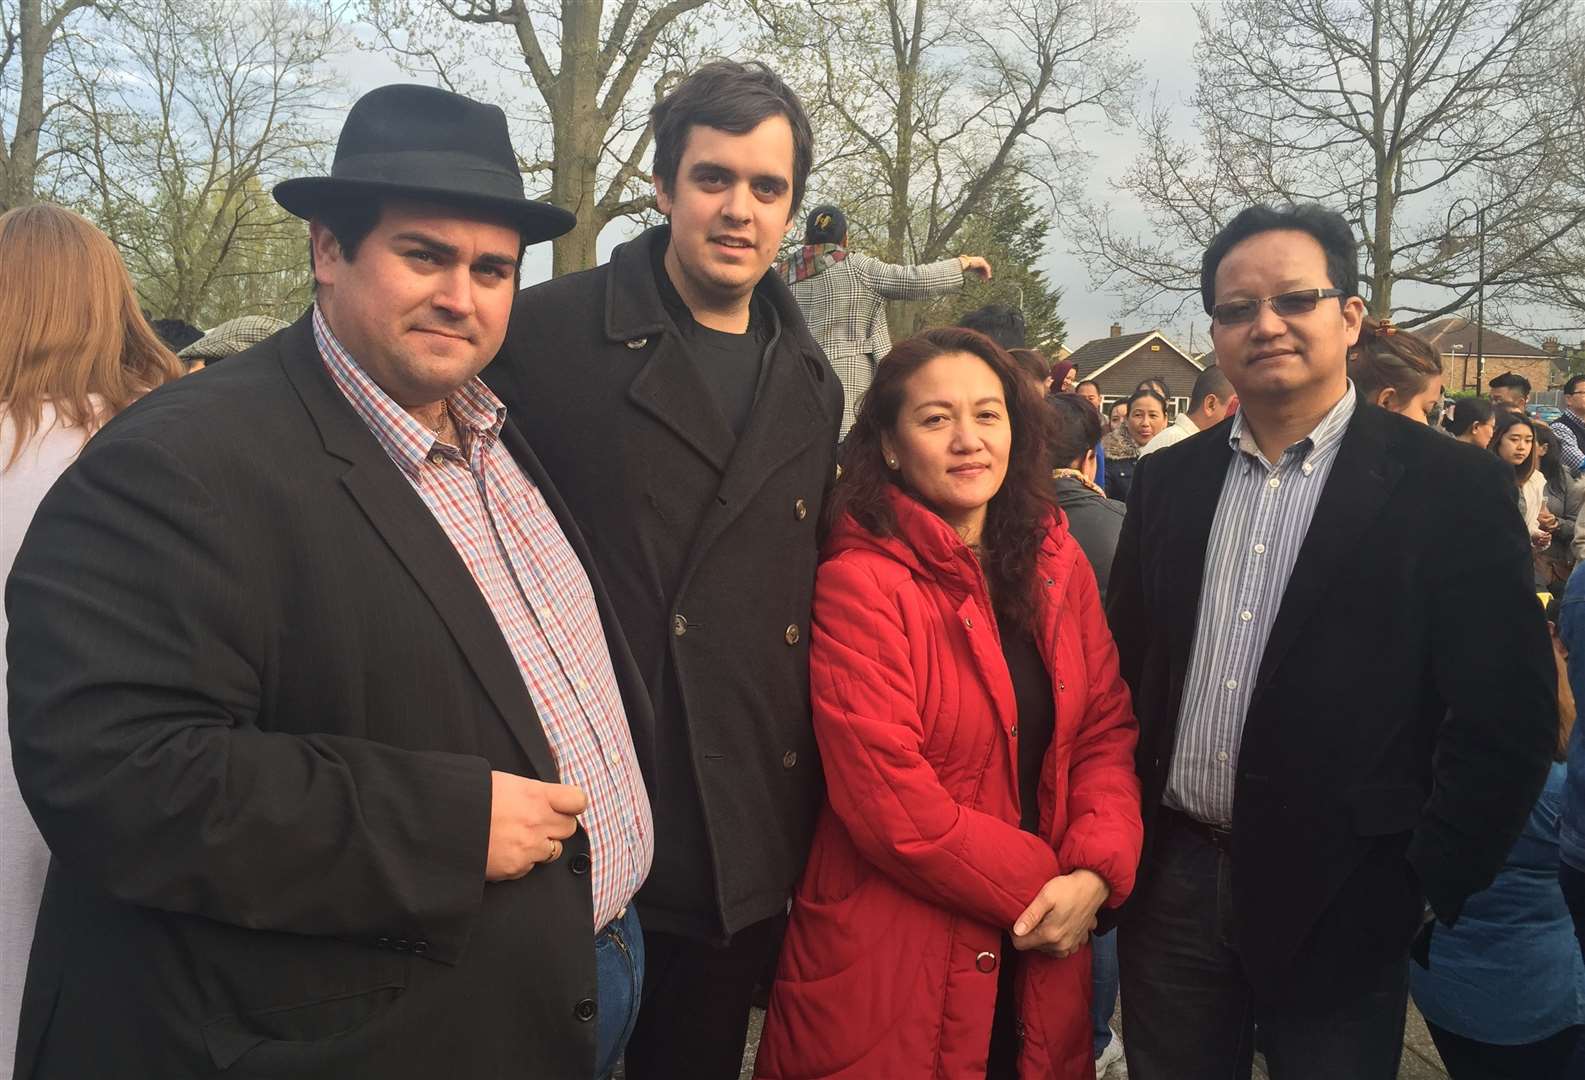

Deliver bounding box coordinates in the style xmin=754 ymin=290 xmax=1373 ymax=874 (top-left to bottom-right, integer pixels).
xmin=1 ymin=402 xmax=94 ymax=1079
xmin=1521 ymin=470 xmax=1547 ymax=538
xmin=1137 ymin=410 xmax=1202 ymax=457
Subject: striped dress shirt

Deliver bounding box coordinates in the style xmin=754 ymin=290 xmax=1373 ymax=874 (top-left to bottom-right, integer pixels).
xmin=313 ymin=307 xmax=653 ymax=929
xmin=1166 ymin=383 xmax=1357 ymax=826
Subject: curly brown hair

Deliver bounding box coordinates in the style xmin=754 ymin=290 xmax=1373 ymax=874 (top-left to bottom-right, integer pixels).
xmin=826 ymin=326 xmax=1057 ymax=630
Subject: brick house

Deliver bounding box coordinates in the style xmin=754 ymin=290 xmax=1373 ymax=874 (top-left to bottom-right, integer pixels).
xmin=1420 ymin=316 xmax=1558 ymax=393
xmin=1066 ymin=324 xmax=1205 ymax=416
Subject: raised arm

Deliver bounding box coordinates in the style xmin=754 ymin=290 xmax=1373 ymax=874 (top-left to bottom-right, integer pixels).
xmin=850 ymin=251 xmax=974 ymax=302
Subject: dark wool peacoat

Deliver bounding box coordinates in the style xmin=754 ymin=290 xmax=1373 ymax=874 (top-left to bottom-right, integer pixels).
xmin=6 ymin=315 xmax=654 ymax=1079
xmin=484 ymin=225 xmax=845 ymax=940
xmin=1106 ymin=403 xmax=1556 ymax=1008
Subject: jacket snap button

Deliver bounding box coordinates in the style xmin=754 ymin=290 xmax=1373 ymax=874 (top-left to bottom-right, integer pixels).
xmin=794 ymin=497 xmax=808 ymax=520
xmin=393 ymin=939 xmax=410 ymax=952
xmin=570 ymin=852 xmax=591 ymax=875
xmin=672 ymin=614 xmax=688 ymax=637
xmin=411 ymin=940 xmax=429 ymax=956
xmin=975 ymin=951 xmax=997 ymax=973
xmin=784 ymin=624 xmax=800 ymax=645
xmin=835 ymin=463 xmax=843 ymax=481
xmin=573 ymin=997 xmax=597 ymax=1022
xmin=1010 ymin=725 xmax=1018 ymax=738
xmin=782 ymin=750 xmax=798 ymax=769
xmin=625 ymin=337 xmax=648 ymax=350
xmin=963 ymin=617 xmax=973 ymax=630
xmin=375 ymin=936 xmax=391 ymax=949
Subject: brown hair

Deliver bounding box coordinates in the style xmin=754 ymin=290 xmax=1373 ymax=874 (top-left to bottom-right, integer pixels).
xmin=1348 ymin=317 xmax=1442 ymax=406
xmin=828 ymin=326 xmax=1056 ymax=630
xmin=1007 ymin=348 xmax=1050 ymax=383
xmin=0 ymin=204 xmax=184 ymax=469
xmin=1047 ymin=392 xmax=1103 ymax=468
xmin=650 ymin=60 xmax=815 ymax=216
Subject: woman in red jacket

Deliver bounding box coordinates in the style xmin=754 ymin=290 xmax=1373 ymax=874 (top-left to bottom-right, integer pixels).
xmin=756 ymin=327 xmax=1143 ymax=1079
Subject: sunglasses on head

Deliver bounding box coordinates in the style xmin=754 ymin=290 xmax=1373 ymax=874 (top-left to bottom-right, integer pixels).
xmin=1212 ymin=288 xmax=1345 ymax=326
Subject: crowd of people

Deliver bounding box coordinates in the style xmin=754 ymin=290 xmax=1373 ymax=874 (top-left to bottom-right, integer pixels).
xmin=1 ymin=61 xmax=1580 ymax=1080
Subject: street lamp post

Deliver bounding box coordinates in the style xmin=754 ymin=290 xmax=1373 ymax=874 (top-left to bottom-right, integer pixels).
xmin=1450 ymin=344 xmax=1466 ymax=390
xmin=1445 ymin=199 xmax=1486 ymax=390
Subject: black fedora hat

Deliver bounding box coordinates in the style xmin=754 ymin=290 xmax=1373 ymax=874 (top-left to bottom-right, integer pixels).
xmin=274 ymin=84 xmax=575 ymax=244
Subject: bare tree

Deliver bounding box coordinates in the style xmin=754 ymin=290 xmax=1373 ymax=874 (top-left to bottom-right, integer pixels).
xmin=364 ymin=0 xmax=727 ymax=275
xmin=759 ymin=0 xmax=1135 ymax=334
xmin=1070 ymin=0 xmax=1585 ymax=331
xmin=0 ymin=0 xmax=100 ymax=209
xmin=56 ymin=0 xmax=342 ymax=323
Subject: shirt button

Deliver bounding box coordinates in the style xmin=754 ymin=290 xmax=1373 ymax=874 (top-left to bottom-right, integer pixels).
xmin=1224 ymin=678 xmax=1239 ymax=691
xmin=672 ymin=614 xmax=688 ymax=637
xmin=1268 ymin=477 xmax=1281 ymax=489
xmin=1216 ymin=750 xmax=1229 ymax=763
xmin=1253 ymin=543 xmax=1266 ymax=554
xmin=428 ymin=450 xmax=444 ymax=465
xmin=1240 ymin=610 xmax=1253 ymax=622
xmin=785 ymin=624 xmax=801 ymax=645
xmin=1302 ymin=462 xmax=1314 ymax=476
xmin=794 ymin=497 xmax=808 ymax=521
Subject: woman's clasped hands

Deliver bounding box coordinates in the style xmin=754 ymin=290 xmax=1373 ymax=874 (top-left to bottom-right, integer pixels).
xmin=1011 ymin=869 xmax=1110 ymax=958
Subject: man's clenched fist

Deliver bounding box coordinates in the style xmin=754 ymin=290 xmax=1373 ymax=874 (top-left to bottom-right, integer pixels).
xmin=485 ymin=772 xmax=588 ymax=881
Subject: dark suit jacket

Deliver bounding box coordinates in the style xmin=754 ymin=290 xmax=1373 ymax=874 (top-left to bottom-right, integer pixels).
xmin=484 ymin=225 xmax=844 ymax=940
xmin=5 ymin=315 xmax=652 ymax=1079
xmin=1106 ymin=402 xmax=1555 ymax=1007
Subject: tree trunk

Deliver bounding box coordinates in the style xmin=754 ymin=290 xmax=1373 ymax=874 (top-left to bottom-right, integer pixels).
xmin=547 ymin=0 xmax=605 ymax=275
xmin=3 ymin=0 xmax=47 ymax=210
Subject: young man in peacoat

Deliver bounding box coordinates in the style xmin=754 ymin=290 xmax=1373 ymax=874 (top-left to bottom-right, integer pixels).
xmin=482 ymin=62 xmax=843 ymax=1077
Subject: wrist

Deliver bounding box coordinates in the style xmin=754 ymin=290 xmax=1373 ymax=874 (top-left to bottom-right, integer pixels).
xmin=1069 ymin=868 xmax=1110 ymax=906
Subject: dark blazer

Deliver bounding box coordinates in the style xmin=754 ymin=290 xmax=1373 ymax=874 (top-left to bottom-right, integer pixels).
xmin=1106 ymin=402 xmax=1556 ymax=1007
xmin=484 ymin=225 xmax=843 ymax=940
xmin=6 ymin=315 xmax=652 ymax=1079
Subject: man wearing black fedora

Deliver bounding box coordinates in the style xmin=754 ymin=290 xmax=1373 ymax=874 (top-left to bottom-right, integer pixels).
xmin=485 ymin=61 xmax=842 ymax=1078
xmin=7 ymin=84 xmax=654 ymax=1079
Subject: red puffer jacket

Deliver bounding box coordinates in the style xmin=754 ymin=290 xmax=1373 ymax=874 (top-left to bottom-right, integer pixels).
xmin=755 ymin=488 xmax=1142 ymax=1079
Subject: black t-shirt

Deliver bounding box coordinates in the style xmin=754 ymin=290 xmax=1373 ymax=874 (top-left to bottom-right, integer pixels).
xmin=1000 ymin=621 xmax=1055 ymax=834
xmin=651 ymin=237 xmax=772 ymax=438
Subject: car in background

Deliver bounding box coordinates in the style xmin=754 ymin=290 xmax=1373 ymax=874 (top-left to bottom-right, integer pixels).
xmin=1529 ymin=404 xmax=1563 ymax=423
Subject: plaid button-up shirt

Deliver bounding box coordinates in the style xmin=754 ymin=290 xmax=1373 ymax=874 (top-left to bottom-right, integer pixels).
xmin=313 ymin=306 xmax=652 ymax=929
xmin=1167 ymin=383 xmax=1357 ymax=826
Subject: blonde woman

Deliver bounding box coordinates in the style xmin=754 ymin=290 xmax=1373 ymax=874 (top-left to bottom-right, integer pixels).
xmin=0 ymin=204 xmax=183 ymax=1072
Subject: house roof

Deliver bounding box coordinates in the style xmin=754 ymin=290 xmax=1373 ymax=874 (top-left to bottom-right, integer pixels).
xmin=1066 ymin=331 xmax=1156 ymax=375
xmin=1419 ymin=316 xmax=1549 ymax=359
xmin=1066 ymin=329 xmax=1205 ymax=383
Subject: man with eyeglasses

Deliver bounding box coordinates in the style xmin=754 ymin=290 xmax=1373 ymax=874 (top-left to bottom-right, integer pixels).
xmin=1551 ymin=373 xmax=1585 ymax=474
xmin=1106 ymin=203 xmax=1554 ymax=1079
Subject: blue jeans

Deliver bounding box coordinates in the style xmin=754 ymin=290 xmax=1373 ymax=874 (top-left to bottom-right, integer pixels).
xmin=595 ymin=905 xmax=644 ymax=1080
xmin=1091 ymin=928 xmax=1119 ymax=1058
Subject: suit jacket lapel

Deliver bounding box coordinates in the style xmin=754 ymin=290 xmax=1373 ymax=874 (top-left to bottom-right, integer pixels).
xmin=277 ymin=318 xmax=561 ymax=782
xmin=1255 ymin=406 xmax=1402 ymax=689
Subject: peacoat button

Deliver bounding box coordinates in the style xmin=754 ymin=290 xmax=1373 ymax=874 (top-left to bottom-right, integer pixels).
xmin=794 ymin=497 xmax=808 ymax=520
xmin=574 ymin=998 xmax=597 ymax=1022
xmin=375 ymin=936 xmax=391 ymax=949
xmin=411 ymin=940 xmax=430 ymax=956
xmin=782 ymin=750 xmax=798 ymax=769
xmin=393 ymin=939 xmax=410 ymax=952
xmin=784 ymin=623 xmax=800 ymax=645
xmin=625 ymin=337 xmax=648 ymax=350
xmin=570 ymin=852 xmax=591 ymax=875
xmin=975 ymin=951 xmax=997 ymax=973
xmin=672 ymin=614 xmax=688 ymax=637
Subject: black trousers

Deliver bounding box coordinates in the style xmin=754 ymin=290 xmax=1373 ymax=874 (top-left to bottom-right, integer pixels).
xmin=622 ymin=915 xmax=785 ymax=1080
xmin=1119 ymin=809 xmax=1409 ymax=1080
xmin=1424 ymin=1020 xmax=1582 ymax=1080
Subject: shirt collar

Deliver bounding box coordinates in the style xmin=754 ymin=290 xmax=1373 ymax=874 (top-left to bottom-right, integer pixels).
xmin=1172 ymin=411 xmax=1200 ymax=435
xmin=312 ymin=304 xmax=506 ymax=480
xmin=1227 ymin=380 xmax=1356 ymax=467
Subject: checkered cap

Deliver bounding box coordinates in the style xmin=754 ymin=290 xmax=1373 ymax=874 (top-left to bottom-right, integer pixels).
xmin=178 ymin=315 xmax=290 ymax=361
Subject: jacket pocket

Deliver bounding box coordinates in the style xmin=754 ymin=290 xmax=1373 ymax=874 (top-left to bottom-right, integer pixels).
xmin=201 ymin=979 xmax=407 ymax=1070
xmin=1350 ymin=784 xmax=1425 ymax=837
